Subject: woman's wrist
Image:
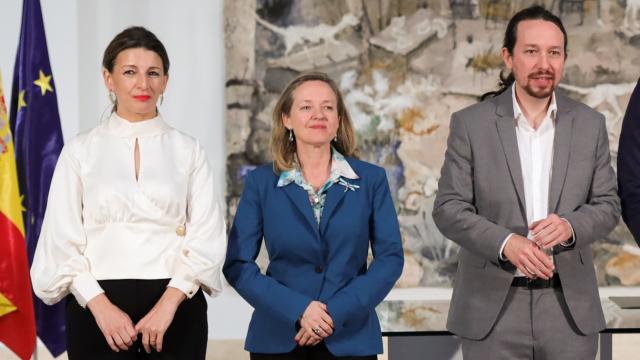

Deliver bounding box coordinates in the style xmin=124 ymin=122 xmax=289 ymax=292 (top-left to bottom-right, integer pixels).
xmin=161 ymin=287 xmax=187 ymax=309
xmin=86 ymin=293 xmax=110 ymax=313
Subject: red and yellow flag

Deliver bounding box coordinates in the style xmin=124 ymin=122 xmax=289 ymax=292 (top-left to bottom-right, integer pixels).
xmin=0 ymin=70 xmax=36 ymax=359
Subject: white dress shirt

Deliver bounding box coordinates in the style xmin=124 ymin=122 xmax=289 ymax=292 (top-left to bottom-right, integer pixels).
xmin=515 ymin=88 xmax=557 ymax=236
xmin=499 ymin=87 xmax=574 ymax=274
xmin=31 ymin=112 xmax=227 ymax=307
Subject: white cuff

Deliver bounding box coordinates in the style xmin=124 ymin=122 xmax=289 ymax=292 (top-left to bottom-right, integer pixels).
xmin=560 ymin=218 xmax=576 ymax=247
xmin=169 ymin=259 xmax=201 ymax=298
xmin=499 ymin=233 xmax=515 ymax=261
xmin=168 ymin=277 xmax=200 ymax=298
xmin=70 ymin=272 xmax=104 ymax=307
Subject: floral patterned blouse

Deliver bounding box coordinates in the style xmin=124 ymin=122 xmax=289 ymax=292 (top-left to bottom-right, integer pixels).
xmin=277 ymin=148 xmax=360 ymax=225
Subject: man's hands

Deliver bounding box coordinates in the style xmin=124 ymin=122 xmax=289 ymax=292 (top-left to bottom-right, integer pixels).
xmin=295 ymin=301 xmax=334 ymax=346
xmin=503 ymin=234 xmax=554 ymax=280
xmin=503 ymin=214 xmax=572 ymax=279
xmin=530 ymin=214 xmax=573 ymax=249
xmin=87 ymin=294 xmax=137 ymax=352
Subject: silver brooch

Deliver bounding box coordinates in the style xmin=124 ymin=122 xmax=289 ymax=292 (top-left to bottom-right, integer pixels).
xmin=338 ymin=178 xmax=359 ymax=192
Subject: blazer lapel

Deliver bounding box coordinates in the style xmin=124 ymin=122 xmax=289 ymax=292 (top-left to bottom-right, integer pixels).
xmin=495 ymin=90 xmax=527 ymax=218
xmin=282 ymin=184 xmax=318 ymax=234
xmin=319 ymin=181 xmax=349 ymax=236
xmin=548 ymin=94 xmax=575 ymax=212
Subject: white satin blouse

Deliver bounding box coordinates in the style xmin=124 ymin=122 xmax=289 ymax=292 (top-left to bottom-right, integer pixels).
xmin=30 ymin=112 xmax=227 ymax=307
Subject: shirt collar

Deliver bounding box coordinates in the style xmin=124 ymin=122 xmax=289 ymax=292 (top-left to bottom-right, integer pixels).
xmin=331 ymin=149 xmax=359 ymax=180
xmin=511 ymin=85 xmax=557 ymax=131
xmin=277 ymin=147 xmax=359 ymax=188
xmin=103 ymin=111 xmax=171 ymax=138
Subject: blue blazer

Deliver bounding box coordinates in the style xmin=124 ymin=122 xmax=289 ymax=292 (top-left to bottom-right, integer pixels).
xmin=619 ymin=79 xmax=640 ymax=245
xmin=223 ymin=158 xmax=404 ymax=356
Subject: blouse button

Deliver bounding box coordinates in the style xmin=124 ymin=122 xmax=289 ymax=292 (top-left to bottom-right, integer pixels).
xmin=176 ymin=225 xmax=186 ymax=237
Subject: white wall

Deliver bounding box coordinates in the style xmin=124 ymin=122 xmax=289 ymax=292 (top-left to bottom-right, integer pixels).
xmin=0 ymin=0 xmax=79 ymax=138
xmin=0 ymin=0 xmax=252 ymax=340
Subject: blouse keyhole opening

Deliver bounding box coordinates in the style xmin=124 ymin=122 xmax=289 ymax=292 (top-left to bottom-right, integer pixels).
xmin=134 ymin=138 xmax=140 ymax=182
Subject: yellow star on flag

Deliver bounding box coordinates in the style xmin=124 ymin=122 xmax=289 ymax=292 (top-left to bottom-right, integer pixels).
xmin=20 ymin=194 xmax=26 ymax=213
xmin=33 ymin=70 xmax=53 ymax=96
xmin=0 ymin=292 xmax=17 ymax=317
xmin=17 ymin=90 xmax=27 ymax=111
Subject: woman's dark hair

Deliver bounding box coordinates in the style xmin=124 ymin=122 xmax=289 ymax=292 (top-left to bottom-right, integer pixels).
xmin=102 ymin=26 xmax=170 ymax=74
xmin=480 ymin=5 xmax=567 ymax=100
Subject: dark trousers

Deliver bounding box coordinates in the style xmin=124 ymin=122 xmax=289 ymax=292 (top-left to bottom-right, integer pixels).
xmin=66 ymin=279 xmax=207 ymax=360
xmin=250 ymin=343 xmax=377 ymax=360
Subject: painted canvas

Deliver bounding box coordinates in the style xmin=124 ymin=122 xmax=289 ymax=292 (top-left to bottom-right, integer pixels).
xmin=224 ymin=0 xmax=640 ymax=288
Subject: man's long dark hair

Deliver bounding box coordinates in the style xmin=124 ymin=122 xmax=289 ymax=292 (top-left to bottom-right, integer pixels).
xmin=480 ymin=5 xmax=568 ymax=101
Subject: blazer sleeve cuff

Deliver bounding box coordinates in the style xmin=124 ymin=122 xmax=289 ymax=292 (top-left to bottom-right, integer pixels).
xmin=326 ymin=293 xmax=359 ymax=331
xmin=283 ymin=295 xmax=314 ymax=328
xmin=499 ymin=233 xmax=515 ymax=261
xmin=559 ymin=218 xmax=576 ymax=247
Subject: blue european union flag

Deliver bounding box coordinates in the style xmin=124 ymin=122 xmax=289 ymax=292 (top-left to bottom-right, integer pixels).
xmin=9 ymin=0 xmax=66 ymax=356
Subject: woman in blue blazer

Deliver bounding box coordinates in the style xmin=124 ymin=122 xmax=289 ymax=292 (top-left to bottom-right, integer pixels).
xmin=223 ymin=72 xmax=404 ymax=359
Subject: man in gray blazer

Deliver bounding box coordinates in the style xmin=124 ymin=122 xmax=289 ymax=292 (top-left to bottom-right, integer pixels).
xmin=433 ymin=6 xmax=620 ymax=359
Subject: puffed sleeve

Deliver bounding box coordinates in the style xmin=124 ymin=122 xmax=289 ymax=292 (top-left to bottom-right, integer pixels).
xmin=168 ymin=141 xmax=227 ymax=298
xmin=31 ymin=139 xmax=105 ymax=307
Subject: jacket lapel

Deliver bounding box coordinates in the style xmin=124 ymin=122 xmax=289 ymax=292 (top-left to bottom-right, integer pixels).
xmin=548 ymin=93 xmax=575 ymax=212
xmin=495 ymin=89 xmax=527 ymax=219
xmin=282 ymin=183 xmax=318 ymax=234
xmin=319 ymin=181 xmax=349 ymax=236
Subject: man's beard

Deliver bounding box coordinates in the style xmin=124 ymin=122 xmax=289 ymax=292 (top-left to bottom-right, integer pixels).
xmin=523 ymin=71 xmax=555 ymax=99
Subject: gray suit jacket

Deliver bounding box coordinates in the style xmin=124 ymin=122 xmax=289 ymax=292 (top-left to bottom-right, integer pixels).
xmin=433 ymin=86 xmax=620 ymax=339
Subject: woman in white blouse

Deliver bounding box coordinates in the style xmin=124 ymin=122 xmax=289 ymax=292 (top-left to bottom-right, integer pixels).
xmin=30 ymin=26 xmax=226 ymax=359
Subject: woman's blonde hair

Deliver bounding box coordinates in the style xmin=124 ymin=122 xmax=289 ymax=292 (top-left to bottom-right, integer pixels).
xmin=270 ymin=72 xmax=357 ymax=173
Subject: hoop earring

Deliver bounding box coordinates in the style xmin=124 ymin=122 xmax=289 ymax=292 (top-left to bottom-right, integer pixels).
xmin=108 ymin=91 xmax=116 ymax=105
xmin=160 ymin=94 xmax=164 ymax=106
xmin=288 ymin=129 xmax=294 ymax=142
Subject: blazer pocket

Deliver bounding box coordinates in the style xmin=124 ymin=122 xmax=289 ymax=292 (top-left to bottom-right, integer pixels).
xmin=578 ymin=248 xmax=593 ymax=266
